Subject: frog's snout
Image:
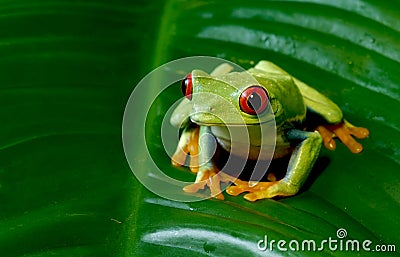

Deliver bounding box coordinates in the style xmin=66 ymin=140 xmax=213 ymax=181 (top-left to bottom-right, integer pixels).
xmin=193 ymin=104 xmax=213 ymax=112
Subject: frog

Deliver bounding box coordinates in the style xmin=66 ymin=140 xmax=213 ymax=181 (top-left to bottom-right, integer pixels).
xmin=170 ymin=60 xmax=369 ymax=201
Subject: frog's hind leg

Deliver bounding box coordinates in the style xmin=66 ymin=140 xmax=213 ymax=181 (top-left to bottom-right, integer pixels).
xmin=254 ymin=60 xmax=343 ymax=124
xmin=210 ymin=63 xmax=234 ymax=76
xmin=253 ymin=60 xmax=290 ymax=75
xmin=297 ymin=80 xmax=369 ymax=153
xmin=252 ymin=60 xmax=370 ymax=153
xmin=294 ymin=78 xmax=344 ymax=124
xmin=316 ymin=119 xmax=369 ymax=154
xmin=255 ymin=61 xmax=370 ymax=153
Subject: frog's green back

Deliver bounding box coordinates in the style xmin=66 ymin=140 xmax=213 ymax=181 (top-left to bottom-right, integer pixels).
xmin=248 ymin=69 xmax=307 ymax=126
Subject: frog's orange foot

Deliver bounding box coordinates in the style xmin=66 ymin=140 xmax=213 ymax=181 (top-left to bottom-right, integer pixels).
xmin=183 ymin=180 xmax=207 ymax=193
xmin=183 ymin=170 xmax=237 ymax=200
xmin=226 ymin=180 xmax=281 ymax=201
xmin=171 ymin=127 xmax=200 ymax=172
xmin=316 ymin=119 xmax=369 ymax=154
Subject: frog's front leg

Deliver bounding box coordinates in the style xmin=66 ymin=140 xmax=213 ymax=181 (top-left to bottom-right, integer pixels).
xmin=182 ymin=126 xmax=236 ymax=200
xmin=171 ymin=126 xmax=200 ymax=172
xmin=227 ymin=130 xmax=322 ymax=201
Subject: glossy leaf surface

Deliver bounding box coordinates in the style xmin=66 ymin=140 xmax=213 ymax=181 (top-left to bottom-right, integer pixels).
xmin=0 ymin=0 xmax=399 ymax=256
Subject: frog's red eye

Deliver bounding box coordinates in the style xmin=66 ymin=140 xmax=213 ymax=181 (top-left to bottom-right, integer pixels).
xmin=239 ymin=86 xmax=269 ymax=115
xmin=181 ymin=73 xmax=193 ymax=100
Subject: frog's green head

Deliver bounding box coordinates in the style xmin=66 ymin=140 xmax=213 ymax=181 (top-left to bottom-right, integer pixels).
xmin=181 ymin=69 xmax=275 ymax=126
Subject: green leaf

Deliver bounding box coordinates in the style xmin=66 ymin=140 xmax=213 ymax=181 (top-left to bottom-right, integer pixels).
xmin=1 ymin=0 xmax=399 ymax=256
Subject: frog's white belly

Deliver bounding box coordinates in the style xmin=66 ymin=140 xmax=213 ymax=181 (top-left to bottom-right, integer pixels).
xmin=210 ymin=125 xmax=292 ymax=160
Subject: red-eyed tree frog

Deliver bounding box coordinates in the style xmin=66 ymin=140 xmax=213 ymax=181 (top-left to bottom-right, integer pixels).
xmin=170 ymin=61 xmax=369 ymax=201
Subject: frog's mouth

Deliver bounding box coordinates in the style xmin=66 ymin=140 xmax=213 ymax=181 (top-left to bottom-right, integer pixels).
xmin=190 ymin=113 xmax=225 ymax=126
xmin=190 ymin=112 xmax=274 ymax=126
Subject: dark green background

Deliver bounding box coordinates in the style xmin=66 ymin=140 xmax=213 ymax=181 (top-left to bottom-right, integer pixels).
xmin=0 ymin=0 xmax=399 ymax=256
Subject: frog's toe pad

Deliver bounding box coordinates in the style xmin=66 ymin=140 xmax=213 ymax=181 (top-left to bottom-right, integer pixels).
xmin=348 ymin=126 xmax=369 ymax=139
xmin=225 ymin=185 xmax=246 ymax=196
xmin=334 ymin=121 xmax=369 ymax=154
xmin=244 ymin=192 xmax=269 ymax=202
xmin=316 ymin=125 xmax=336 ymax=150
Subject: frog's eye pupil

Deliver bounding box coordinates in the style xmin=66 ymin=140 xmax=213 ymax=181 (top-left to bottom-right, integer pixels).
xmin=247 ymin=93 xmax=262 ymax=112
xmin=181 ymin=73 xmax=193 ymax=100
xmin=239 ymin=86 xmax=269 ymax=115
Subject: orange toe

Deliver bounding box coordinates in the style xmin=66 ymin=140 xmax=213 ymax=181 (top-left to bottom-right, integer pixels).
xmin=316 ymin=125 xmax=336 ymax=150
xmin=316 ymin=120 xmax=369 ymax=154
